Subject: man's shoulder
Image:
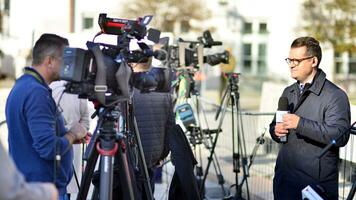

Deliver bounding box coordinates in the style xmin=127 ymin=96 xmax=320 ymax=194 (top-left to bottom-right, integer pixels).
xmin=323 ymin=79 xmax=348 ymax=98
xmin=9 ymin=75 xmax=49 ymax=103
xmin=14 ymin=75 xmax=47 ymax=92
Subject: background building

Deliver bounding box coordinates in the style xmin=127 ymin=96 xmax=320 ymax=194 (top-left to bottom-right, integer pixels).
xmin=1 ymin=1 xmax=356 ymax=199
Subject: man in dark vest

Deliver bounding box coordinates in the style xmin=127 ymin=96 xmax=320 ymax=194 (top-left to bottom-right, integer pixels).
xmin=130 ymin=44 xmax=175 ymax=199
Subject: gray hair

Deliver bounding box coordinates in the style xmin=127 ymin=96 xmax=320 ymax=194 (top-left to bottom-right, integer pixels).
xmin=31 ymin=33 xmax=69 ymax=66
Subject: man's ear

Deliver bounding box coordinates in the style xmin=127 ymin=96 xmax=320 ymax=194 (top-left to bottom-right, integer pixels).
xmin=312 ymin=57 xmax=318 ymax=68
xmin=42 ymin=56 xmax=51 ymax=65
xmin=46 ymin=56 xmax=55 ymax=69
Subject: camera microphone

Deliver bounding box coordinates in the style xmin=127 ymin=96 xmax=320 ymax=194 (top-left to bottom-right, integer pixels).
xmin=276 ymin=97 xmax=289 ymax=143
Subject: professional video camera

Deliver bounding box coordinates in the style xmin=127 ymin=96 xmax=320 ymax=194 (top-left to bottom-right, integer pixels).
xmin=161 ymin=30 xmax=229 ymax=69
xmin=60 ymin=13 xmax=172 ymax=107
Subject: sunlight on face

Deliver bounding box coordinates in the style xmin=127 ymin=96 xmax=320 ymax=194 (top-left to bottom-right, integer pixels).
xmin=288 ymin=46 xmax=315 ymax=84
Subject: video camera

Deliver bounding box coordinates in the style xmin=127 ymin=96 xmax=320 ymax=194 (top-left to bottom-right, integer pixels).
xmin=60 ymin=13 xmax=172 ymax=107
xmin=161 ymin=30 xmax=229 ymax=69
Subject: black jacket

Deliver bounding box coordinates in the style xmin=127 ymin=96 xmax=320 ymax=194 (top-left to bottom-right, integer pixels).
xmin=133 ymin=89 xmax=175 ymax=168
xmin=168 ymin=124 xmax=201 ymax=200
xmin=269 ymin=69 xmax=350 ymax=200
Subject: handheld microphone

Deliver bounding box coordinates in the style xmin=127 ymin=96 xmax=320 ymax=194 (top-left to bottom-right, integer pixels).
xmin=276 ymin=97 xmax=289 ymax=143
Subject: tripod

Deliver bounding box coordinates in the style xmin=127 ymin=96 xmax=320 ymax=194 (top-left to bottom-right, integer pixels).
xmin=212 ymin=73 xmax=250 ymax=200
xmin=76 ymin=102 xmax=153 ymax=200
xmin=347 ymin=180 xmax=356 ymax=200
xmin=175 ymin=70 xmax=227 ymax=197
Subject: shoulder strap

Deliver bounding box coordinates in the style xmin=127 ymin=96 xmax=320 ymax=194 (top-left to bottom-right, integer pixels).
xmin=23 ymin=68 xmax=45 ymax=85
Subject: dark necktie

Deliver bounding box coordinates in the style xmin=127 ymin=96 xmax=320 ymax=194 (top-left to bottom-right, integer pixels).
xmin=299 ymin=84 xmax=305 ymax=94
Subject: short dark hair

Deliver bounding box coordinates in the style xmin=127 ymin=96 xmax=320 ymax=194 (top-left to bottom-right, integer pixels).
xmin=32 ymin=33 xmax=69 ymax=66
xmin=291 ymin=36 xmax=322 ymax=67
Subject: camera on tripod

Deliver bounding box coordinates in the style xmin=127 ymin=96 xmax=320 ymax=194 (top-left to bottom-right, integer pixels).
xmin=59 ymin=13 xmax=172 ymax=106
xmin=59 ymin=14 xmax=171 ymax=200
xmin=160 ymin=30 xmax=230 ymax=69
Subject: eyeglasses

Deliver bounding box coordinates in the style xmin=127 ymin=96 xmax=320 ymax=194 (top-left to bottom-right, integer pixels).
xmin=285 ymin=56 xmax=314 ymax=66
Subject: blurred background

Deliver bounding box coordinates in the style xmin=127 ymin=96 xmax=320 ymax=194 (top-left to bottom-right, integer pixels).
xmin=0 ymin=0 xmax=355 ymax=199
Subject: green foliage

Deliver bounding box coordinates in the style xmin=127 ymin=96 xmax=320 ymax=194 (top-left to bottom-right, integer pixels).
xmin=302 ymin=0 xmax=356 ymax=53
xmin=119 ymin=0 xmax=210 ymax=33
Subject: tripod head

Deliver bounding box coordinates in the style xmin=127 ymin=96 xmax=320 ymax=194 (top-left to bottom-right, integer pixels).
xmin=225 ymin=72 xmax=240 ymax=93
xmin=215 ymin=72 xmax=241 ymax=120
xmin=85 ymin=104 xmax=123 ymax=160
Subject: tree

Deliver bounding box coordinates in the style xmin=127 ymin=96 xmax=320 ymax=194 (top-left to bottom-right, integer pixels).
xmin=302 ymin=0 xmax=356 ymax=54
xmin=119 ymin=0 xmax=211 ymax=36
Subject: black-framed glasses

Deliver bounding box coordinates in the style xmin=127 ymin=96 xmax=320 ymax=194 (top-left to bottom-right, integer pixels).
xmin=285 ymin=56 xmax=314 ymax=66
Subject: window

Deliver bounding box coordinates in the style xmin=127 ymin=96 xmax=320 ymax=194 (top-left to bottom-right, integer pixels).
xmin=243 ymin=43 xmax=252 ymax=73
xmin=257 ymin=44 xmax=267 ymax=73
xmin=259 ymin=23 xmax=267 ymax=34
xmin=181 ymin=20 xmax=190 ymax=33
xmin=243 ymin=43 xmax=252 ymax=56
xmin=335 ymin=62 xmax=343 ymax=74
xmin=258 ymin=44 xmax=266 ymax=57
xmin=4 ymin=0 xmax=10 ymax=13
xmin=83 ymin=17 xmax=93 ymax=30
xmin=349 ymin=55 xmax=356 ymax=74
xmin=334 ymin=52 xmax=343 ymax=74
xmin=243 ymin=22 xmax=252 ymax=34
xmin=334 ymin=52 xmax=356 ymax=74
xmin=163 ymin=20 xmax=174 ymax=32
xmin=349 ymin=63 xmax=356 ymax=74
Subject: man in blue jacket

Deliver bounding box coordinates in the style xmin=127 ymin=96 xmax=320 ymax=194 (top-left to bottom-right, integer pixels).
xmin=269 ymin=36 xmax=350 ymax=199
xmin=5 ymin=33 xmax=87 ymax=200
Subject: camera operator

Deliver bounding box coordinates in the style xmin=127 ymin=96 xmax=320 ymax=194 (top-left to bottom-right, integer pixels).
xmin=130 ymin=44 xmax=175 ymax=199
xmin=5 ymin=33 xmax=87 ymax=200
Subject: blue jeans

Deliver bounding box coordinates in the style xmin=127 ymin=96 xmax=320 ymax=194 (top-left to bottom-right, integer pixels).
xmin=58 ymin=194 xmax=69 ymax=200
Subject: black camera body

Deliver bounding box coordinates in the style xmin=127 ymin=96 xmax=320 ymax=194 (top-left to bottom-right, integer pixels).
xmin=60 ymin=14 xmax=172 ymax=106
xmin=161 ymin=30 xmax=230 ymax=69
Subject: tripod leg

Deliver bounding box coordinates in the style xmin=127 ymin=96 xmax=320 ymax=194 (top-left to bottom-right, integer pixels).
xmin=347 ymin=180 xmax=356 ymax=200
xmin=116 ymin=144 xmax=135 ymax=200
xmin=234 ymin=99 xmax=251 ymax=200
xmin=212 ymin=153 xmax=227 ymax=195
xmin=77 ymin=142 xmax=99 ymax=200
xmin=91 ymin=188 xmax=99 ymax=200
xmin=215 ymin=84 xmax=229 ymax=120
xmin=98 ymin=144 xmax=116 ymax=200
xmin=194 ymin=95 xmax=227 ymax=196
xmin=200 ymin=88 xmax=230 ymax=195
xmin=132 ymin=116 xmax=154 ymax=200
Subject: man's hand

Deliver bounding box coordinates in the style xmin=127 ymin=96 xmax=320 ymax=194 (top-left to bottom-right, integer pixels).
xmin=283 ymin=114 xmax=300 ymax=129
xmin=274 ymin=123 xmax=288 ymax=138
xmin=65 ymin=123 xmax=87 ymax=144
